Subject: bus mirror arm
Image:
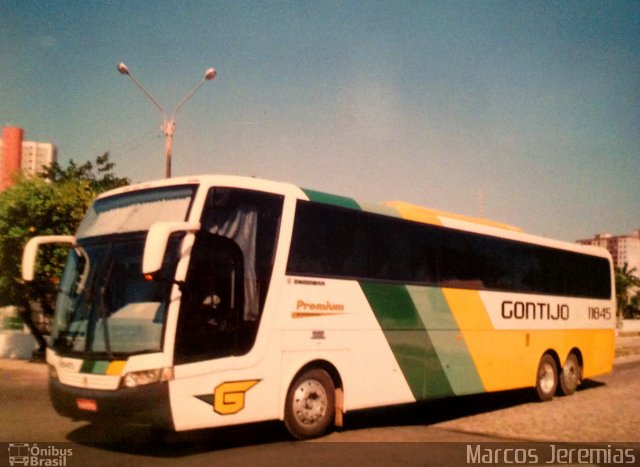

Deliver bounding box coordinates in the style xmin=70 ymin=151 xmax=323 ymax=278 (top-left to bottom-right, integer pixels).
xmin=143 ymin=273 xmax=186 ymax=291
xmin=143 ymin=221 xmax=201 ymax=276
xmin=22 ymin=235 xmax=76 ymax=282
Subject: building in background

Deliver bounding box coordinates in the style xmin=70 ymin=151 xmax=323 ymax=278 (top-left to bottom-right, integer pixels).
xmin=21 ymin=140 xmax=57 ymax=177
xmin=0 ymin=126 xmax=57 ymax=191
xmin=0 ymin=127 xmax=23 ymax=191
xmin=578 ymin=230 xmax=640 ymax=273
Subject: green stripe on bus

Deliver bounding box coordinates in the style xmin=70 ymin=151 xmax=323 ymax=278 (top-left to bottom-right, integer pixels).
xmin=80 ymin=360 xmax=109 ymax=374
xmin=405 ymin=286 xmax=485 ymax=395
xmin=80 ymin=360 xmax=94 ymax=373
xmin=359 ymin=282 xmax=454 ymax=399
xmin=302 ymin=189 xmax=361 ymax=210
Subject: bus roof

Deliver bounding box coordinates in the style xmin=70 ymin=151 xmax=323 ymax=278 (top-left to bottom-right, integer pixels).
xmin=300 ymin=187 xmax=522 ymax=232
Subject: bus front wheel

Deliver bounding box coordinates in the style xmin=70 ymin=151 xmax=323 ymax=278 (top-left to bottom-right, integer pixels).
xmin=284 ymin=368 xmax=335 ymax=440
xmin=559 ymin=353 xmax=581 ymax=396
xmin=535 ymin=354 xmax=558 ymax=401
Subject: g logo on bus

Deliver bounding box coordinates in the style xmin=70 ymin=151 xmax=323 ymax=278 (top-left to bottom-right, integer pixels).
xmin=213 ymin=380 xmax=260 ymax=415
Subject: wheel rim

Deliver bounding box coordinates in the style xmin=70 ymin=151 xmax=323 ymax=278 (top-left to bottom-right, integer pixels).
xmin=538 ymin=362 xmax=555 ymax=394
xmin=563 ymin=358 xmax=580 ymax=391
xmin=292 ymin=379 xmax=327 ymax=426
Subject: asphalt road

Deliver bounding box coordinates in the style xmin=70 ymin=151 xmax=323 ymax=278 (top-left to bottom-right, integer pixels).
xmin=1 ymin=358 xmax=638 ymax=466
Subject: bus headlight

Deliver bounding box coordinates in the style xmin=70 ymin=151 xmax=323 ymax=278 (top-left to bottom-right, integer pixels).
xmin=121 ymin=367 xmax=174 ymax=388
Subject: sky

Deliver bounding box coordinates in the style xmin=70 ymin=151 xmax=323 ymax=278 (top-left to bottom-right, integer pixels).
xmin=1 ymin=0 xmax=638 ymax=242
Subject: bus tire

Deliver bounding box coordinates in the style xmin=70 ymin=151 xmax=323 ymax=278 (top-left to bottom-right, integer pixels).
xmin=559 ymin=353 xmax=581 ymax=396
xmin=284 ymin=368 xmax=335 ymax=440
xmin=535 ymin=354 xmax=558 ymax=401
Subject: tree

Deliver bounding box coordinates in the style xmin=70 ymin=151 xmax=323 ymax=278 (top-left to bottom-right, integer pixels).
xmin=627 ymin=292 xmax=640 ymax=319
xmin=615 ymin=263 xmax=640 ymax=321
xmin=0 ymin=153 xmax=129 ymax=358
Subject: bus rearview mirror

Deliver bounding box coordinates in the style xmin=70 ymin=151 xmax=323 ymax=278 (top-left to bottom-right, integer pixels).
xmin=22 ymin=236 xmax=76 ymax=281
xmin=143 ymin=221 xmax=201 ymax=276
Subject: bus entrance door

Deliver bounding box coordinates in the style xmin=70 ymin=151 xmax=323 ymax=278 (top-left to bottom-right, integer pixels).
xmin=174 ymin=232 xmax=245 ymax=363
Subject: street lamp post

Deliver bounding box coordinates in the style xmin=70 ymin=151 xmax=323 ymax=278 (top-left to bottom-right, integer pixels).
xmin=117 ymin=63 xmax=217 ymax=178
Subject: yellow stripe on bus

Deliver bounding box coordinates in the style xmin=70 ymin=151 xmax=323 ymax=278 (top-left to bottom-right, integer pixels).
xmin=441 ymin=288 xmax=503 ymax=391
xmin=106 ymin=360 xmax=127 ymax=376
xmin=383 ymin=201 xmax=443 ymax=226
xmin=442 ymin=288 xmax=494 ymax=331
xmin=385 ymin=200 xmax=521 ymax=231
xmin=441 ymin=288 xmax=615 ymax=392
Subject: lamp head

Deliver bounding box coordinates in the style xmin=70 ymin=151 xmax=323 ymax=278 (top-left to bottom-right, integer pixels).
xmin=204 ymin=68 xmax=217 ymax=81
xmin=117 ymin=63 xmax=130 ymax=75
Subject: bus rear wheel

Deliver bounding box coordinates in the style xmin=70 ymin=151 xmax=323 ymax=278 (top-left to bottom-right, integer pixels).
xmin=535 ymin=354 xmax=558 ymax=401
xmin=284 ymin=368 xmax=335 ymax=440
xmin=559 ymin=353 xmax=581 ymax=396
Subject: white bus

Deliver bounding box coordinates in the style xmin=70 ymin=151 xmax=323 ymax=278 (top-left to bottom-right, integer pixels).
xmin=22 ymin=175 xmax=616 ymax=439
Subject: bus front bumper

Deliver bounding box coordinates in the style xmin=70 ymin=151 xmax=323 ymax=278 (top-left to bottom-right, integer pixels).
xmin=49 ymin=378 xmax=174 ymax=429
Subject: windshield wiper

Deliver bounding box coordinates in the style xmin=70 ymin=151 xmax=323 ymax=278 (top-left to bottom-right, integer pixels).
xmin=57 ymin=257 xmax=98 ymax=353
xmin=63 ymin=243 xmax=115 ymax=357
xmin=97 ymin=260 xmax=115 ymax=359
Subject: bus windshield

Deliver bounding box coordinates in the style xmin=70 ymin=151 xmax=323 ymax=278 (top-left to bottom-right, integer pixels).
xmin=51 ymin=234 xmax=182 ymax=357
xmin=51 ymin=185 xmax=196 ymax=357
